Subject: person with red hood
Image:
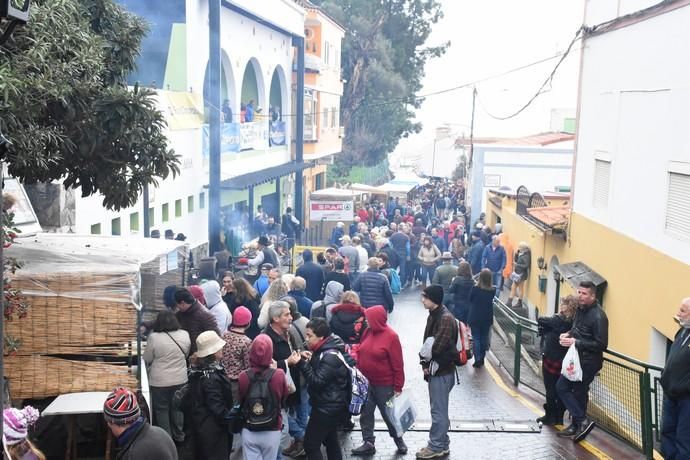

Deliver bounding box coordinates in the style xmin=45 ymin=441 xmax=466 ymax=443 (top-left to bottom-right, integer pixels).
xmin=238 ymin=334 xmax=289 ymax=460
xmin=351 ymin=305 xmax=407 ymax=456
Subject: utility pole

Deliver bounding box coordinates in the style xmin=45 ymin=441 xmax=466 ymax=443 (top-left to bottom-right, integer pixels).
xmin=293 ymin=36 xmax=305 ymax=240
xmin=208 ymin=0 xmax=222 ymax=255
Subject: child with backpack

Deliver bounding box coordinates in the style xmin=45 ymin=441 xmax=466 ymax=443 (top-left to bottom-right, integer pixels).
xmin=238 ymin=334 xmax=289 ymax=460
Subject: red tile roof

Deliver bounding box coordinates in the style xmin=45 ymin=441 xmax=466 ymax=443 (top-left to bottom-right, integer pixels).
xmin=455 ymin=132 xmax=575 ymax=147
xmin=526 ymin=205 xmax=570 ymax=229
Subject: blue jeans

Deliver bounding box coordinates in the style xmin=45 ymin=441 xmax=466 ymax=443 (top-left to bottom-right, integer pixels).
xmin=471 ymin=325 xmax=491 ymax=363
xmin=427 ymin=372 xmax=455 ymax=452
xmin=288 ymin=386 xmax=310 ymax=441
xmin=421 ymin=265 xmax=436 ymax=284
xmin=491 ymin=271 xmax=503 ymax=297
xmin=661 ymin=396 xmax=690 ymax=459
xmin=556 ymin=363 xmax=598 ymax=424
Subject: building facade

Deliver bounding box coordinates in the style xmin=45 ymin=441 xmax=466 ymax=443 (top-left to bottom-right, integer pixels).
xmin=38 ymin=0 xmax=307 ymax=247
xmin=489 ymin=0 xmax=690 ymax=367
xmin=293 ymin=1 xmax=345 ymax=224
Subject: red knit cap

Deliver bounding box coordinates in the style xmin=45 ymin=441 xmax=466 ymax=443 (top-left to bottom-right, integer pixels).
xmin=103 ymin=387 xmax=140 ymax=426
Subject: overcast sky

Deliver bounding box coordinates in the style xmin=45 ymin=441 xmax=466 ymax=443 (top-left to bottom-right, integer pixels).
xmin=393 ymin=0 xmax=585 ymax=159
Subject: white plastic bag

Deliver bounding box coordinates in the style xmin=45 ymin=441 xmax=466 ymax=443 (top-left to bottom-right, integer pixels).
xmin=385 ymin=391 xmax=417 ymax=437
xmin=561 ymin=343 xmax=583 ymax=382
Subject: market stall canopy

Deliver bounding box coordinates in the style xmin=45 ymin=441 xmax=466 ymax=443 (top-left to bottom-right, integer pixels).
xmin=350 ymin=183 xmax=382 ymax=194
xmin=310 ymin=187 xmax=365 ymax=199
xmin=217 ymin=161 xmax=312 ymax=190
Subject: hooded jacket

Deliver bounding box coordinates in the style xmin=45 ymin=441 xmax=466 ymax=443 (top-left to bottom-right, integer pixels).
xmin=238 ymin=334 xmax=288 ymax=430
xmin=298 ymin=334 xmax=351 ymax=417
xmin=352 ymin=268 xmax=394 ymax=310
xmin=328 ymin=302 xmax=367 ymax=344
xmin=358 ymin=306 xmax=405 ymax=392
xmin=295 ymin=249 xmax=325 ymax=301
xmin=311 ymin=281 xmax=343 ymax=319
xmin=115 ymin=420 xmax=177 ymax=460
xmin=202 ymin=281 xmax=231 ymax=334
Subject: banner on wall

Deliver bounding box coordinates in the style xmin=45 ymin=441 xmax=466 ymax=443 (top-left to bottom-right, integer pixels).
xmin=202 ymin=122 xmax=269 ymax=156
xmin=309 ymin=201 xmax=354 ymax=222
xmin=270 ymin=121 xmax=286 ymax=146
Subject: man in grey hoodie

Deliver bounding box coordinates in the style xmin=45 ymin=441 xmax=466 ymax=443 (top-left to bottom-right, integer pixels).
xmin=201 ymin=281 xmax=231 ymax=334
xmin=310 ymin=281 xmax=344 ymax=319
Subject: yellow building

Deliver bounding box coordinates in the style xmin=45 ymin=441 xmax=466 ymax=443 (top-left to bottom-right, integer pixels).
xmin=292 ymin=1 xmax=345 ymax=226
xmin=482 ymin=2 xmax=690 ymax=369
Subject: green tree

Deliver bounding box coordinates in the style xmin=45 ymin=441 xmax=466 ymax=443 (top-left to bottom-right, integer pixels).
xmin=312 ymin=0 xmax=448 ymax=174
xmin=0 ymin=0 xmax=179 ymax=210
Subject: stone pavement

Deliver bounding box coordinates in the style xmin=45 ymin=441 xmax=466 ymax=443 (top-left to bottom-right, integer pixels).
xmin=214 ymin=285 xmax=642 ymax=460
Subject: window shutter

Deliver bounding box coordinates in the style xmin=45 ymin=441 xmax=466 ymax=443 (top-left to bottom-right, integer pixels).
xmin=666 ymin=172 xmax=690 ymax=239
xmin=592 ymin=159 xmax=611 ymax=208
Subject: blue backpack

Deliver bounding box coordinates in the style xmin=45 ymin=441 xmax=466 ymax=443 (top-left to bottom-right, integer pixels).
xmin=389 ymin=269 xmax=401 ymax=294
xmin=327 ymin=351 xmax=369 ymax=415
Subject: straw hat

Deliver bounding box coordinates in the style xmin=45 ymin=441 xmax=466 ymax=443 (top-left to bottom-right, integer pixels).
xmin=196 ymin=331 xmax=226 ymax=358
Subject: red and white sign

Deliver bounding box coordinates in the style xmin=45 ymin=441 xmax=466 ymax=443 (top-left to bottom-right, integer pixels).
xmin=310 ymin=200 xmax=354 ymax=222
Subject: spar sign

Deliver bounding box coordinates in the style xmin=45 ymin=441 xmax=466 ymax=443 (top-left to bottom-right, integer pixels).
xmin=310 ymin=201 xmax=354 ymax=221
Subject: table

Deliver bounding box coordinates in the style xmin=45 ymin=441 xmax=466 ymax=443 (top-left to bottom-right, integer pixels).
xmin=42 ymin=392 xmax=114 ymax=460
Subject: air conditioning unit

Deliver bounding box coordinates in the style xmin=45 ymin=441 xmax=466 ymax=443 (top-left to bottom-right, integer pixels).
xmin=1 ymin=0 xmax=31 ymax=22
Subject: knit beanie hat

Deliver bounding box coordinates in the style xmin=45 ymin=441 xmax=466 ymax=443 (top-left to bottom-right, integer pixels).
xmin=103 ymin=387 xmax=140 ymax=426
xmin=423 ymin=285 xmax=444 ymax=306
xmin=3 ymin=406 xmax=40 ymax=446
xmin=232 ymin=306 xmax=252 ymax=327
xmin=188 ymin=285 xmax=206 ymax=306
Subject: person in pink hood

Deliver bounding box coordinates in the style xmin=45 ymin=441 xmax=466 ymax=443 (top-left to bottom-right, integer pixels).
xmin=238 ymin=334 xmax=289 ymax=460
xmin=351 ymin=305 xmax=407 ymax=456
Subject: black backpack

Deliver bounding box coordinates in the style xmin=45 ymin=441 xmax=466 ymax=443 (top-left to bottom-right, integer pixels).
xmin=241 ymin=368 xmax=279 ymax=431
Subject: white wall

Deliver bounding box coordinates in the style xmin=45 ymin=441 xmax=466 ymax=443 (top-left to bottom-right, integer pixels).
xmin=469 ymin=144 xmax=574 ymax=225
xmin=574 ymin=4 xmax=690 ymax=265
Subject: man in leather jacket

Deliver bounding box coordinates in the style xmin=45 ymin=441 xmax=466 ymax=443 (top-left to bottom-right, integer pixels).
xmin=556 ymin=281 xmax=608 ymax=443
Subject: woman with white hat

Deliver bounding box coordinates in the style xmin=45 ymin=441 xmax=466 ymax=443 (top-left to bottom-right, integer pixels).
xmin=189 ymin=330 xmax=235 ymax=460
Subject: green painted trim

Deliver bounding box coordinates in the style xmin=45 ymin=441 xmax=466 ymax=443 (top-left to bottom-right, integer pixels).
xmin=163 ymin=23 xmax=188 ymax=92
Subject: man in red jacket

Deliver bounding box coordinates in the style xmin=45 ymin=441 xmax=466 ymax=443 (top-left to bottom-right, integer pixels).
xmin=351 ymin=305 xmax=407 ymax=456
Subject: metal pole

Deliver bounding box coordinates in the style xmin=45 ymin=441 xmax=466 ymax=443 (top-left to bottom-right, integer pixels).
xmin=513 ymin=322 xmax=522 ymax=387
xmin=640 ymin=372 xmax=654 ymax=459
xmin=142 ymin=184 xmax=150 ymax=237
xmin=469 ymin=87 xmax=476 ymax=166
xmin=208 ymin=0 xmax=222 ymax=256
xmin=293 ymin=36 xmax=305 ymax=241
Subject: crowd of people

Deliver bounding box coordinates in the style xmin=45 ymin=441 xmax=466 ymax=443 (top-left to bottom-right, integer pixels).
xmin=7 ymin=178 xmax=690 ymax=460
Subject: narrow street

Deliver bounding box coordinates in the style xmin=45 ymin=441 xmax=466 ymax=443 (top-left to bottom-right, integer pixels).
xmin=333 ymin=287 xmax=642 ymax=459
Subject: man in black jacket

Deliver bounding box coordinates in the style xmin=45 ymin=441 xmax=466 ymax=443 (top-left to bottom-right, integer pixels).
xmin=296 ymin=249 xmax=325 ymax=301
xmin=352 ymin=257 xmax=394 ymax=311
xmin=556 ymin=281 xmax=608 ymax=443
xmin=660 ymin=297 xmax=690 ymax=459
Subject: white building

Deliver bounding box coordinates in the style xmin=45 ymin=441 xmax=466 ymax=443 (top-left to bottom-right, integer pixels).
xmin=465 ymin=132 xmax=574 ymax=226
xmin=30 ymin=0 xmax=307 ymax=249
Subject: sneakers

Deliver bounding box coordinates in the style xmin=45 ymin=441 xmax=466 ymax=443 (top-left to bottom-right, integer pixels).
xmin=282 ymin=439 xmax=305 ymax=457
xmin=351 ymin=442 xmax=376 ymax=456
xmin=415 ymin=446 xmax=449 ymax=459
xmin=394 ymin=437 xmax=408 ymax=455
xmin=557 ymin=423 xmax=578 ymax=437
xmin=573 ymin=418 xmax=596 ymax=443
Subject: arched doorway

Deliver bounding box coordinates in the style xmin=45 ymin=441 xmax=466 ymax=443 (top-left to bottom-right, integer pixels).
xmin=268 ymin=65 xmax=288 ymax=147
xmin=546 ymin=255 xmax=560 ymax=316
xmin=240 ymin=58 xmax=266 ymax=123
xmin=202 ymin=55 xmax=236 ymax=123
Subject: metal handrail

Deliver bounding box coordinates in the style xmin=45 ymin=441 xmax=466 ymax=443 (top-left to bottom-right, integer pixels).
xmin=492 ymin=298 xmax=663 ymax=459
xmin=494 ymin=299 xmax=664 ymax=371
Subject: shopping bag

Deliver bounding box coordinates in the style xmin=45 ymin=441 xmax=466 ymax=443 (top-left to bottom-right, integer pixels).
xmin=385 ymin=391 xmax=417 ymax=437
xmin=561 ymin=343 xmax=583 ymax=382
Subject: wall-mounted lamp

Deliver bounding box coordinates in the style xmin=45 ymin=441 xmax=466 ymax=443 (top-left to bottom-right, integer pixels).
xmin=537 ymin=256 xmax=547 ymax=271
